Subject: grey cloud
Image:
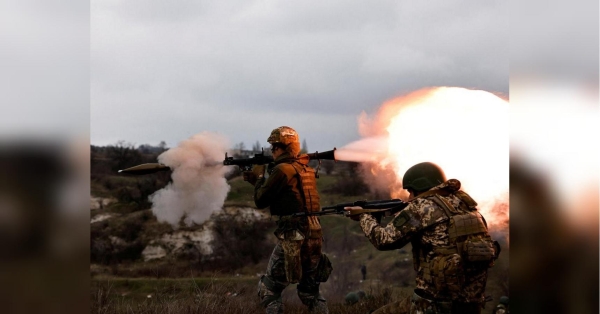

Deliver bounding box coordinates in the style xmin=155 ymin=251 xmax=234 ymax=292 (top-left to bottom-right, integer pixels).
xmin=92 ymin=1 xmax=508 ymax=149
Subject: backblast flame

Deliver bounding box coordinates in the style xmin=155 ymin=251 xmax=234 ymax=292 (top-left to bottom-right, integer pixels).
xmin=338 ymin=87 xmax=509 ymax=236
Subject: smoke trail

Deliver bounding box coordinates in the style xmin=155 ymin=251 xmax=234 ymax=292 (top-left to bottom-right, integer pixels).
xmin=335 ymin=136 xmax=388 ymax=163
xmin=149 ymin=132 xmax=231 ymax=227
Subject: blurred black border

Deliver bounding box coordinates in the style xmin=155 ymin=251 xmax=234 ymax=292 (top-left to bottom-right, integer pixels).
xmin=509 ymin=0 xmax=599 ymax=313
xmin=1 ymin=0 xmax=598 ymax=313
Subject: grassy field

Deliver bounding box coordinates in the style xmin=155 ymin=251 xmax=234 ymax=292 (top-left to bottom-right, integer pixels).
xmin=91 ymin=276 xmax=405 ymax=314
xmin=91 ymin=271 xmax=505 ymax=314
xmin=91 ymin=213 xmax=508 ymax=314
xmin=92 ymin=171 xmax=508 ymax=313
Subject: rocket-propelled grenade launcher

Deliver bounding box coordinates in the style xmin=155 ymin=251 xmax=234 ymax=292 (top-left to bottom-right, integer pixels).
xmin=223 ymin=148 xmax=273 ymax=172
xmin=118 ymin=148 xmax=337 ymax=175
xmin=223 ymin=148 xmax=337 ymax=172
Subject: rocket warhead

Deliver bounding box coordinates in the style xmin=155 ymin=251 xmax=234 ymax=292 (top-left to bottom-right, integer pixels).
xmin=118 ymin=163 xmax=171 ymax=175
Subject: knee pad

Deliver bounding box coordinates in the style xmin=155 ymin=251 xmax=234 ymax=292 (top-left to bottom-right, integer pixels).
xmin=297 ymin=285 xmax=326 ymax=309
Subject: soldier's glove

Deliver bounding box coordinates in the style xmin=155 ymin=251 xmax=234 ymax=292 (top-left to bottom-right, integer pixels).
xmin=242 ymin=171 xmax=257 ymax=185
xmin=252 ymin=164 xmax=266 ymax=179
xmin=243 ymin=165 xmax=266 ymax=185
xmin=344 ymin=206 xmax=363 ymax=222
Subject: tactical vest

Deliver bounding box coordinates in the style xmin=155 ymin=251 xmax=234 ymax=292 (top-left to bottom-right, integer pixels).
xmin=268 ymin=161 xmax=323 ymax=242
xmin=415 ymin=190 xmax=500 ymax=298
xmin=290 ymin=161 xmax=321 ymax=213
xmin=266 ymin=159 xmax=317 ymax=216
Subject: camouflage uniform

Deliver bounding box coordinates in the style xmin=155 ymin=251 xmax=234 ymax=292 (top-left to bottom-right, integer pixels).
xmin=254 ymin=152 xmax=328 ymax=314
xmin=358 ymin=179 xmax=497 ymax=314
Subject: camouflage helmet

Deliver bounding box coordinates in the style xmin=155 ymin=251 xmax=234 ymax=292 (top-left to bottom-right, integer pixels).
xmin=267 ymin=126 xmax=300 ymax=146
xmin=402 ymin=162 xmax=447 ymax=192
xmin=499 ymin=296 xmax=509 ymax=305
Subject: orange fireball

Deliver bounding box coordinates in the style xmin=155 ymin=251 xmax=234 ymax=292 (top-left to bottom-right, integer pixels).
xmin=338 ymin=87 xmax=509 ymax=232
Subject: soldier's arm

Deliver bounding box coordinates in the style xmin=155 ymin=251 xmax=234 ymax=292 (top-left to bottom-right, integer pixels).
xmin=254 ymin=165 xmax=289 ymax=209
xmin=359 ymin=205 xmax=421 ymax=251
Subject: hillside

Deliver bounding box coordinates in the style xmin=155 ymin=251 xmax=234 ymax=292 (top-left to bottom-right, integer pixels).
xmin=90 ymin=145 xmax=508 ymax=313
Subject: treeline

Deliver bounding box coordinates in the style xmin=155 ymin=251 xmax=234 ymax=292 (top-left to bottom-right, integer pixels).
xmin=91 ymin=141 xmax=167 ymax=177
xmin=91 ymin=141 xmax=170 ymax=211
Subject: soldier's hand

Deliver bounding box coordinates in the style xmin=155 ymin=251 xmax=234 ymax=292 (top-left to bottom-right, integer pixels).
xmin=242 ymin=171 xmax=257 ymax=185
xmin=252 ymin=164 xmax=266 ymax=178
xmin=344 ymin=206 xmax=363 ymax=221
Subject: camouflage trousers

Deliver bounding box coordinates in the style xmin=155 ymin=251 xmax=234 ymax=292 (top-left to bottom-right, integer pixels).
xmin=371 ymin=291 xmax=482 ymax=314
xmin=409 ymin=290 xmax=482 ymax=314
xmin=257 ymin=238 xmax=328 ymax=314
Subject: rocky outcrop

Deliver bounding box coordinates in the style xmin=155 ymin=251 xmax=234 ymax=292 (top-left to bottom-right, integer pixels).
xmin=140 ymin=206 xmax=268 ymax=262
xmin=91 ymin=197 xmax=117 ymax=210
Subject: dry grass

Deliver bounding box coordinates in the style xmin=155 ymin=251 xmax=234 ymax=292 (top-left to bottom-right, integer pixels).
xmin=91 ymin=276 xmax=400 ymax=314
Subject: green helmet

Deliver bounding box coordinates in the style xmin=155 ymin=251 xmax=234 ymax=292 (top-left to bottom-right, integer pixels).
xmin=402 ymin=162 xmax=446 ymax=192
xmin=267 ymin=126 xmax=299 ymax=146
xmin=344 ymin=292 xmax=359 ymax=305
xmin=499 ymin=296 xmax=509 ymax=305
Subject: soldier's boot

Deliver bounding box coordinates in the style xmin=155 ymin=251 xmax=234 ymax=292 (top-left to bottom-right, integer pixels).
xmin=265 ymin=300 xmax=284 ymax=314
xmin=298 ymin=288 xmax=328 ymax=314
xmin=258 ymin=276 xmax=285 ymax=314
xmin=310 ymin=298 xmax=328 ymax=314
xmin=410 ymin=290 xmax=451 ymax=314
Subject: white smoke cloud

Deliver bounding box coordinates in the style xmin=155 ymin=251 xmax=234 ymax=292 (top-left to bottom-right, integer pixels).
xmin=149 ymin=132 xmax=231 ymax=227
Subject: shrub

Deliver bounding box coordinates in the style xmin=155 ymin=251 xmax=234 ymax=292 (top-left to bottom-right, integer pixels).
xmin=209 ymin=213 xmax=273 ymax=271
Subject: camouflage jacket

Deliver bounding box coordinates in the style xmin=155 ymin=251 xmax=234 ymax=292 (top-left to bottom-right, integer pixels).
xmin=358 ymin=179 xmax=489 ymax=303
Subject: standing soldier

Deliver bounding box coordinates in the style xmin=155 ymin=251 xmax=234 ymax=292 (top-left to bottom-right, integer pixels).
xmin=243 ymin=126 xmax=330 ymax=314
xmin=360 ymin=264 xmax=367 ymax=281
xmin=345 ymin=162 xmax=500 ymax=314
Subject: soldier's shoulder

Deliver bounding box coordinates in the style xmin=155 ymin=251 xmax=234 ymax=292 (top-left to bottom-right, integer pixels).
xmin=273 ymin=162 xmax=293 ymax=170
xmin=404 ymin=196 xmax=449 ymax=225
xmin=272 ymin=163 xmax=298 ymax=176
xmin=407 ymin=197 xmax=444 ymax=214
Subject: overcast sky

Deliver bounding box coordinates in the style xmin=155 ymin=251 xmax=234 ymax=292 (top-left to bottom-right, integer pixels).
xmin=91 ymin=0 xmax=508 ymax=151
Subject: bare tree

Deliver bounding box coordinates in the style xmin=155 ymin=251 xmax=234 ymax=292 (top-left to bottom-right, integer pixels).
xmin=107 ymin=140 xmax=142 ymax=171
xmin=233 ymin=142 xmax=246 ymax=157
xmin=252 ymin=140 xmax=261 ymax=152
